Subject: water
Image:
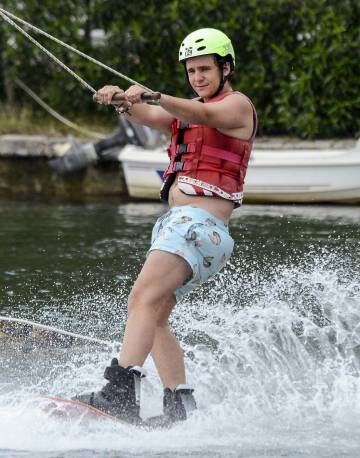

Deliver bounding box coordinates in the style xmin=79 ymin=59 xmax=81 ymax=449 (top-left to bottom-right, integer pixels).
xmin=0 ymin=201 xmax=360 ymax=457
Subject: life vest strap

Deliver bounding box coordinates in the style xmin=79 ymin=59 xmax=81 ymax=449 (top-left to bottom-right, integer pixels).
xmin=199 ymin=145 xmax=243 ymax=165
xmin=169 ymin=142 xmax=243 ymax=174
xmin=180 ymin=160 xmax=239 ymax=178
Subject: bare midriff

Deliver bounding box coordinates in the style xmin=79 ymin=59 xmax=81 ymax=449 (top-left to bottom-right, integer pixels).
xmin=168 ymin=176 xmax=234 ymax=223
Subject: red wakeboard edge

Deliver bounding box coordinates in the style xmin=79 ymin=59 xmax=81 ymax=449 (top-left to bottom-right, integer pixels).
xmin=40 ymin=395 xmax=129 ymax=424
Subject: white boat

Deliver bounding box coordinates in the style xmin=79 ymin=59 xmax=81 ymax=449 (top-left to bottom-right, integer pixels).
xmin=119 ymin=138 xmax=360 ymax=204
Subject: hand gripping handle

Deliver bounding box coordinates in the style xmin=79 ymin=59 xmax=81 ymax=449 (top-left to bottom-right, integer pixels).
xmin=93 ymin=91 xmax=161 ymax=106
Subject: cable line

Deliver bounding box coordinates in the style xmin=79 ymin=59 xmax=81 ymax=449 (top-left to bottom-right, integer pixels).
xmin=15 ymin=78 xmax=106 ymax=139
xmin=0 ymin=7 xmax=154 ymax=93
xmin=0 ymin=8 xmax=96 ymax=93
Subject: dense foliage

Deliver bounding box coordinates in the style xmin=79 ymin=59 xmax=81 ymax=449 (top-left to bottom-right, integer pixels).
xmin=0 ymin=0 xmax=359 ymax=138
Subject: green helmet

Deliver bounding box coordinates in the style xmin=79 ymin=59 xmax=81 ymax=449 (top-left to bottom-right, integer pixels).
xmin=178 ymin=28 xmax=235 ymax=67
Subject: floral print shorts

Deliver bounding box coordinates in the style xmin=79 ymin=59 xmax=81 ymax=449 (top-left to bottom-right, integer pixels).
xmin=148 ymin=205 xmax=234 ymax=301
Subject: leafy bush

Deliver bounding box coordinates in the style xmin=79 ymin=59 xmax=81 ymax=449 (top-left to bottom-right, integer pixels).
xmin=0 ymin=0 xmax=358 ymax=138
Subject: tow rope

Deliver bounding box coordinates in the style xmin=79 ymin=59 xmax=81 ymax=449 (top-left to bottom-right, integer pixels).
xmin=15 ymin=78 xmax=106 ymax=139
xmin=0 ymin=7 xmax=159 ymax=106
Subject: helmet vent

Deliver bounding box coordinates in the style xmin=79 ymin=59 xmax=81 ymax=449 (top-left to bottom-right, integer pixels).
xmin=197 ymin=46 xmax=206 ymax=51
xmin=195 ymin=38 xmax=204 ymax=43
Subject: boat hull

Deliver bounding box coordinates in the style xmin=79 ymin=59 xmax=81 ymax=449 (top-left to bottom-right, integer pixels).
xmin=119 ymin=142 xmax=360 ymax=204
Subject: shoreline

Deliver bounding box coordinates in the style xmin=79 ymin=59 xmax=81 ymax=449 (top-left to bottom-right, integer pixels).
xmin=0 ymin=134 xmax=358 ymax=204
xmin=0 ymin=134 xmax=357 ymax=158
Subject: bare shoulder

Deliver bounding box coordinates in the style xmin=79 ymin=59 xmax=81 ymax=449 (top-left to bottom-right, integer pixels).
xmin=205 ymin=91 xmax=254 ymax=131
xmin=221 ymin=92 xmax=254 ymax=115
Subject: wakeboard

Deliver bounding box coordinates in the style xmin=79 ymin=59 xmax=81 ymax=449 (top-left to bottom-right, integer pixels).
xmin=1 ymin=317 xmax=165 ymax=428
xmin=40 ymin=395 xmax=129 ymax=425
xmin=40 ymin=395 xmax=166 ymax=428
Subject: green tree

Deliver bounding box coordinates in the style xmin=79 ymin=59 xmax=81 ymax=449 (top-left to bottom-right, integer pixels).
xmin=0 ymin=0 xmax=359 ymax=138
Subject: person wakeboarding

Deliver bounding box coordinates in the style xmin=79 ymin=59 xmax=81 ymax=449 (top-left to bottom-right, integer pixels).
xmin=73 ymin=28 xmax=258 ymax=427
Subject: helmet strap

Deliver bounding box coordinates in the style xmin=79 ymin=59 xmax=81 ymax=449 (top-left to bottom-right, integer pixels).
xmin=212 ymin=70 xmax=226 ymax=98
xmin=209 ymin=60 xmax=230 ymax=98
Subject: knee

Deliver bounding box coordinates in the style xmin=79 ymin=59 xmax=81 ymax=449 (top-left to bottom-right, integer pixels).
xmin=127 ymin=283 xmax=165 ymax=316
xmin=127 ymin=285 xmax=152 ymax=314
xmin=155 ymin=315 xmax=169 ymax=328
xmin=127 ymin=285 xmax=175 ymax=323
xmin=155 ymin=295 xmax=176 ymax=327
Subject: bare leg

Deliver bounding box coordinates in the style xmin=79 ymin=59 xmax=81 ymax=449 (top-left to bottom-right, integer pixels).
xmin=147 ymin=290 xmax=186 ymax=389
xmin=151 ymin=325 xmax=186 ymax=390
xmin=73 ymin=252 xmax=191 ymax=423
xmin=119 ymin=250 xmax=191 ymax=368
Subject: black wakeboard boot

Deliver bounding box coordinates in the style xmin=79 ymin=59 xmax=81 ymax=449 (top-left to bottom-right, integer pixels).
xmin=73 ymin=357 xmax=144 ymax=424
xmin=144 ymin=384 xmax=197 ymax=429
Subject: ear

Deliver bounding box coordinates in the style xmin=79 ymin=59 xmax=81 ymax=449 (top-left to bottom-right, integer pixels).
xmin=222 ymin=61 xmax=231 ymax=76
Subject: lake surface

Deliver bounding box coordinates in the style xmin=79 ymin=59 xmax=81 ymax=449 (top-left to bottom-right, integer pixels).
xmin=0 ymin=201 xmax=360 ymax=458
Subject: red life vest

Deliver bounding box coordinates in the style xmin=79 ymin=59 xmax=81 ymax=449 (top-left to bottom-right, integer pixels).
xmin=160 ymin=91 xmax=258 ymax=206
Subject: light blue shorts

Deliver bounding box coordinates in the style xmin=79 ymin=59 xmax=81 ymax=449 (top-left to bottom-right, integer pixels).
xmin=148 ymin=205 xmax=234 ymax=301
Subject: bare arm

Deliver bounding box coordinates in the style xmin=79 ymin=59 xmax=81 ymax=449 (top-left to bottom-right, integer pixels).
xmin=95 ymin=85 xmax=252 ymax=133
xmin=158 ymin=92 xmax=253 ymax=130
xmin=124 ymin=103 xmax=173 ymax=133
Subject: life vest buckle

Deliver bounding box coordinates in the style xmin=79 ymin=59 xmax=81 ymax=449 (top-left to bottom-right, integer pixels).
xmin=178 ymin=121 xmax=189 ymax=130
xmin=175 ymin=161 xmax=184 ymax=171
xmin=177 ymin=144 xmax=187 ymax=155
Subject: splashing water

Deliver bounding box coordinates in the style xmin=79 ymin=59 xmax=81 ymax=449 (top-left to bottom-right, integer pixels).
xmin=1 ymin=246 xmax=359 ymax=457
xmin=0 ymin=203 xmax=359 ymax=457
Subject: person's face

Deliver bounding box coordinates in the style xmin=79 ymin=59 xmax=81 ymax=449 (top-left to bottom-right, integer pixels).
xmin=185 ymin=54 xmax=230 ymax=99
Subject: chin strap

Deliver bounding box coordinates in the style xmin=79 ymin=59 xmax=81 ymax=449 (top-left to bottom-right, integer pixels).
xmin=212 ymin=74 xmax=227 ymax=98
